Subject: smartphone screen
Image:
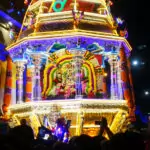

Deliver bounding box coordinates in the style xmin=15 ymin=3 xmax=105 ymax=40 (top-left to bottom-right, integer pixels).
xmin=43 ymin=134 xmax=49 ymax=140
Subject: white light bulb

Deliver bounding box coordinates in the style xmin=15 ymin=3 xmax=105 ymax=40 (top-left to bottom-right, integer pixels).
xmin=145 ymin=91 xmax=149 ymax=95
xmin=8 ymin=21 xmax=13 ymax=26
xmin=132 ymin=60 xmax=138 ymax=66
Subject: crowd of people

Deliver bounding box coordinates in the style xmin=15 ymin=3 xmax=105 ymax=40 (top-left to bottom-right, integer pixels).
xmin=0 ymin=117 xmax=149 ymax=150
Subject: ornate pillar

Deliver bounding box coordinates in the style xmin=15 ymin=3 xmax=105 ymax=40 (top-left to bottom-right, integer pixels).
xmin=3 ymin=56 xmax=13 ymax=114
xmin=102 ymin=73 xmax=108 ymax=98
xmin=31 ymin=54 xmax=42 ymax=101
xmin=0 ymin=61 xmax=7 ymax=108
xmin=117 ymin=57 xmax=123 ymax=99
xmin=108 ymin=54 xmax=119 ymax=99
xmin=26 ymin=65 xmax=34 ymax=102
xmin=74 ymin=55 xmax=83 ymax=99
xmin=14 ymin=59 xmax=27 ymax=104
xmin=119 ymin=47 xmax=136 ymax=122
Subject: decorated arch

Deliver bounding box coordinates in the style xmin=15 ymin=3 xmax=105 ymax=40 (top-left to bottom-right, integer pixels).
xmin=42 ymin=49 xmax=104 ymax=99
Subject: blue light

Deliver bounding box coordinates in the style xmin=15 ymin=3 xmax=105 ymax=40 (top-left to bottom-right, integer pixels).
xmin=17 ymin=11 xmax=21 ymax=15
xmin=10 ymin=2 xmax=14 ymax=6
xmin=22 ymin=9 xmax=25 ymax=12
xmin=7 ymin=8 xmax=15 ymax=13
xmin=0 ymin=10 xmax=22 ymax=29
xmin=0 ymin=44 xmax=9 ymax=61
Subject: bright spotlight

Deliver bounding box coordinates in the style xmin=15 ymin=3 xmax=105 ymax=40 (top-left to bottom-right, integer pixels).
xmin=145 ymin=91 xmax=149 ymax=95
xmin=132 ymin=60 xmax=139 ymax=66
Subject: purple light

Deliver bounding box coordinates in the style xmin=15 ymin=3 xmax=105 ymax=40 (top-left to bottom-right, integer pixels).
xmin=8 ymin=36 xmax=131 ymax=61
xmin=76 ymin=73 xmax=81 ymax=77
xmin=7 ymin=8 xmax=15 ymax=13
xmin=57 ymin=128 xmax=62 ymax=133
xmin=34 ymin=76 xmax=40 ymax=79
xmin=113 ymin=74 xmax=116 ymax=78
xmin=17 ymin=80 xmax=23 ymax=84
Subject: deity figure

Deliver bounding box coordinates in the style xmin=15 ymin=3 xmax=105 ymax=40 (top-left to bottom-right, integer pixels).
xmin=63 ymin=63 xmax=76 ymax=98
xmin=49 ymin=66 xmax=64 ymax=97
xmin=81 ymin=68 xmax=88 ymax=94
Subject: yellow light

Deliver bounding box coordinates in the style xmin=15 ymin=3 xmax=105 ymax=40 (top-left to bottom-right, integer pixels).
xmin=8 ymin=99 xmax=128 ymax=137
xmin=8 ymin=99 xmax=128 ymax=118
xmin=104 ymin=72 xmax=108 ymax=76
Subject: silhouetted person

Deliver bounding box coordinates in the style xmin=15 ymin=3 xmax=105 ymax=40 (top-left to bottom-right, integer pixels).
xmin=99 ymin=117 xmax=113 ymax=139
xmin=9 ymin=118 xmax=34 ymax=150
xmin=101 ymin=131 xmax=145 ymax=150
xmin=19 ymin=119 xmax=34 ymax=140
xmin=70 ymin=134 xmax=94 ymax=150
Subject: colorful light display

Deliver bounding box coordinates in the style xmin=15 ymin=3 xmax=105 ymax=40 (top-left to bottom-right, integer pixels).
xmin=2 ymin=0 xmax=135 ymax=138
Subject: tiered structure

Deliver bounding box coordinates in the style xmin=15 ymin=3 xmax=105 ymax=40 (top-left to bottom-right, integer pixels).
xmin=3 ymin=0 xmax=135 ymax=137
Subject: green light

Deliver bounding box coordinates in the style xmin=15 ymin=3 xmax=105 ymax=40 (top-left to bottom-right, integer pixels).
xmin=53 ymin=0 xmax=67 ymax=12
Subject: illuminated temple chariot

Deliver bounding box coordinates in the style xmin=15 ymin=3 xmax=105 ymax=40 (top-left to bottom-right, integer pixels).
xmin=2 ymin=0 xmax=135 ymax=137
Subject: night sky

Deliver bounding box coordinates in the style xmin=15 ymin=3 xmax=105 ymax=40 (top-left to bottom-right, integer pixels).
xmin=111 ymin=0 xmax=150 ymax=113
xmin=0 ymin=0 xmax=150 ymax=113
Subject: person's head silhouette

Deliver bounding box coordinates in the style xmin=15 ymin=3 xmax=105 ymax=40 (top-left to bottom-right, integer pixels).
xmin=20 ymin=119 xmax=27 ymax=125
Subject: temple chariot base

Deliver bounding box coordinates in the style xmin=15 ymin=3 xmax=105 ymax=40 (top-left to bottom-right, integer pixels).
xmin=7 ymin=99 xmax=128 ymax=137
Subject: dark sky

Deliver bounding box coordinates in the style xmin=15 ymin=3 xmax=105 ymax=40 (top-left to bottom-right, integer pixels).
xmin=0 ymin=0 xmax=150 ymax=112
xmin=111 ymin=0 xmax=150 ymax=113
